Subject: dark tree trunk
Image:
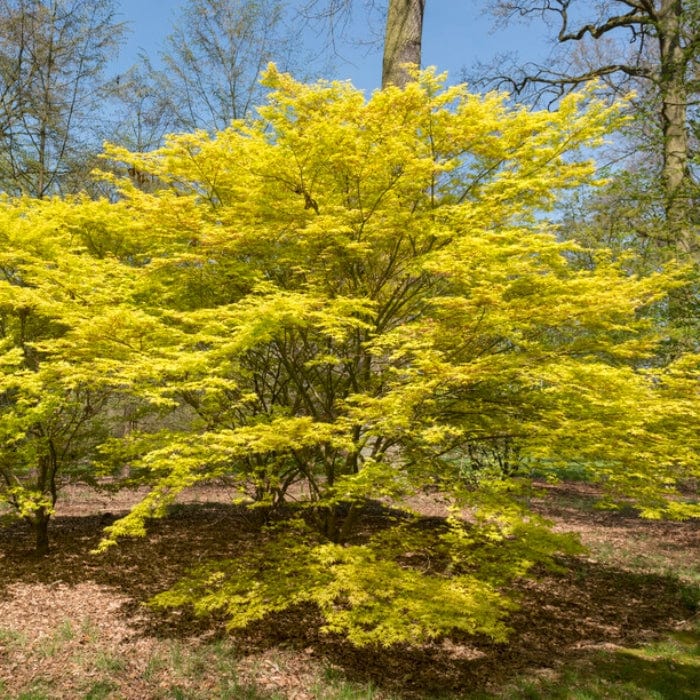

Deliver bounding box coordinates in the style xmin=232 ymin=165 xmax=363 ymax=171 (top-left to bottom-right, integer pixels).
xmin=32 ymin=447 xmax=58 ymax=556
xmin=34 ymin=508 xmax=50 ymax=556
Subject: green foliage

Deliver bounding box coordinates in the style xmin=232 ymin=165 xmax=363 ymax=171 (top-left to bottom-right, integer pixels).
xmin=0 ymin=196 xmax=143 ymax=546
xmin=153 ymin=508 xmax=582 ymax=646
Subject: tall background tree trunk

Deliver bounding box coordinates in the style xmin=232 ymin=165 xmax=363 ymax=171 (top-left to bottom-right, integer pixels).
xmin=381 ymin=0 xmax=425 ymax=87
xmin=657 ymin=0 xmax=694 ymax=258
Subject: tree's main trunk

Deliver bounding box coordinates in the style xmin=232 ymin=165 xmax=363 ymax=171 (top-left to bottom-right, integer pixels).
xmin=381 ymin=0 xmax=425 ymax=88
xmin=34 ymin=508 xmax=50 ymax=556
xmin=32 ymin=445 xmax=58 ymax=556
xmin=657 ymin=0 xmax=695 ymax=259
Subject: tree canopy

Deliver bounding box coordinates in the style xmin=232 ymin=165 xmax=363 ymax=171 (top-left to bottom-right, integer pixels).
xmin=477 ymin=0 xmax=699 ymax=261
xmin=0 ymin=13 xmax=694 ymax=655
xmin=6 ymin=67 xmax=681 ymax=642
xmin=0 ymin=194 xmax=140 ymax=552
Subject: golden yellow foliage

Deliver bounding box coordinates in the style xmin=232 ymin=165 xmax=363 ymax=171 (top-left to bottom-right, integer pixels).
xmin=2 ymin=67 xmax=696 ymax=633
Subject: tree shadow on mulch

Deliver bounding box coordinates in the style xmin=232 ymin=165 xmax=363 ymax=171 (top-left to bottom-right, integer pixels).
xmin=0 ymin=500 xmax=697 ymax=698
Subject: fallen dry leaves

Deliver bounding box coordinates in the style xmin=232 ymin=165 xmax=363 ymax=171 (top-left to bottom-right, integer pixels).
xmin=0 ymin=482 xmax=697 ymax=698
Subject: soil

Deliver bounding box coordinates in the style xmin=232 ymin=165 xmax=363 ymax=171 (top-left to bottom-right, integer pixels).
xmin=0 ymin=481 xmax=697 ymax=699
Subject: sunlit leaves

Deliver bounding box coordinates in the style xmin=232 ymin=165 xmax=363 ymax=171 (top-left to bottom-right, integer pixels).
xmin=3 ymin=66 xmax=695 ymax=630
xmin=92 ymin=67 xmax=696 ymax=642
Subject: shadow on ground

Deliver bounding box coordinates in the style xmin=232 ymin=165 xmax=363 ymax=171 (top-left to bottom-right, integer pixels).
xmin=0 ymin=499 xmax=697 ymax=698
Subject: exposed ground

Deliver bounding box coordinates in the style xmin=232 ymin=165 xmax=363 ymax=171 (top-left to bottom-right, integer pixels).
xmin=0 ymin=482 xmax=698 ymax=699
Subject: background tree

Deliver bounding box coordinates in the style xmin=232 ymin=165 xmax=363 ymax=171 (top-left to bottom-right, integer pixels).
xmin=153 ymin=0 xmax=298 ymax=133
xmin=476 ymin=0 xmax=699 ymax=260
xmin=382 ymin=0 xmax=424 ymax=86
xmin=0 ymin=0 xmax=125 ymax=198
xmin=299 ymin=0 xmax=426 ymax=87
xmin=104 ymin=59 xmax=180 ymax=154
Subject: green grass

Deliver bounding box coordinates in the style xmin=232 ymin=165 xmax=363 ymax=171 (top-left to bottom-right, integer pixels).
xmin=37 ymin=619 xmax=75 ymax=658
xmin=139 ymin=638 xmax=282 ymax=700
xmin=0 ymin=627 xmax=27 ymax=648
xmin=93 ymin=650 xmax=126 ymax=674
xmin=312 ymin=667 xmax=389 ymax=699
xmin=479 ymin=619 xmax=700 ymax=700
xmin=82 ymin=680 xmax=117 ymax=700
xmin=15 ymin=680 xmax=54 ymax=700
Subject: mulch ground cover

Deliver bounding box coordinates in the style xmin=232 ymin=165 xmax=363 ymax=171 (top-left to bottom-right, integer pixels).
xmin=0 ymin=482 xmax=697 ymax=698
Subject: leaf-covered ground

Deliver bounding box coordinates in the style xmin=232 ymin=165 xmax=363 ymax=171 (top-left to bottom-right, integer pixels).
xmin=0 ymin=482 xmax=698 ymax=699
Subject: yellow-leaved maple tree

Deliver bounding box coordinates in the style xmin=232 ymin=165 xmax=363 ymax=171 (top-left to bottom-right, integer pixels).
xmin=0 ymin=194 xmax=149 ymax=553
xmin=2 ymin=67 xmax=696 ymax=642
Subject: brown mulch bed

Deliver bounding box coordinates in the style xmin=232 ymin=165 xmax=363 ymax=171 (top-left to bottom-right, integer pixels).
xmin=0 ymin=482 xmax=698 ymax=698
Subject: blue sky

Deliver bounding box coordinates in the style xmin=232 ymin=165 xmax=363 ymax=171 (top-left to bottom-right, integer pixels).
xmin=115 ymin=1 xmax=551 ymax=94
